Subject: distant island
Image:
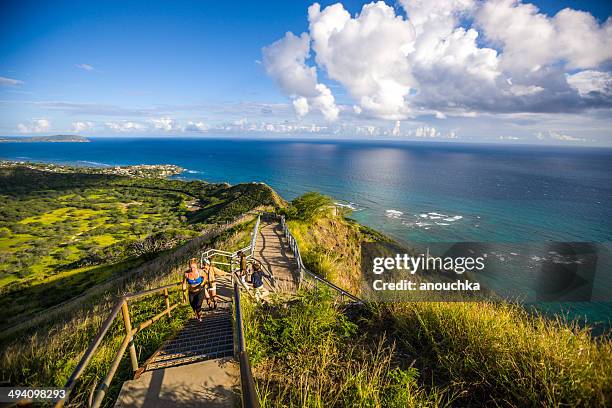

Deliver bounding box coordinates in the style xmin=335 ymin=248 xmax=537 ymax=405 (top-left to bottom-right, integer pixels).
xmin=0 ymin=135 xmax=90 ymax=143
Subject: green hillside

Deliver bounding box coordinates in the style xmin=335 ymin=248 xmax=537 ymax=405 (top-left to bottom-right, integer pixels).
xmin=0 ymin=165 xmax=279 ymax=329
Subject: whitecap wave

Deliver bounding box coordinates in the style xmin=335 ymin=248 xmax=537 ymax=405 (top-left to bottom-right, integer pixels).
xmin=443 ymin=215 xmax=463 ymax=222
xmin=335 ymin=202 xmax=359 ymax=211
xmin=386 ymin=209 xmax=403 ymax=218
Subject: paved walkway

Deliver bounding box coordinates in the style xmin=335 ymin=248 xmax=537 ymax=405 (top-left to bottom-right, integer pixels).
xmin=256 ymin=221 xmax=299 ymax=293
xmin=114 ymin=358 xmax=238 ymax=408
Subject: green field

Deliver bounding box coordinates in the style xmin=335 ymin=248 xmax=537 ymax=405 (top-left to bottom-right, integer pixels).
xmin=0 ymin=165 xmax=280 ymax=328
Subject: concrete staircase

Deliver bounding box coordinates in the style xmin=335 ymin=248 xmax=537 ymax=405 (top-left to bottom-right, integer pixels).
xmin=114 ymin=277 xmax=240 ymax=408
xmin=114 ymin=218 xmax=303 ymax=407
xmin=142 ymin=306 xmax=234 ymax=372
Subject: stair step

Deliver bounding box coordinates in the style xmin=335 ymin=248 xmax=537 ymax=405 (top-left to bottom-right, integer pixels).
xmin=146 ymin=350 xmax=234 ymax=370
xmin=165 ymin=330 xmax=232 ymax=342
xmin=140 ymin=290 xmax=238 ymax=373
xmin=174 ymin=325 xmax=232 ymax=340
xmin=177 ymin=321 xmax=232 ymax=332
xmin=158 ymin=343 xmax=234 ymax=361
xmin=152 ymin=344 xmax=234 ymax=363
xmin=161 ymin=338 xmax=234 ymax=354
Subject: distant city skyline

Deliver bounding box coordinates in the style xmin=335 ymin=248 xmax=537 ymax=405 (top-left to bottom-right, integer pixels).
xmin=1 ymin=0 xmax=611 ymax=146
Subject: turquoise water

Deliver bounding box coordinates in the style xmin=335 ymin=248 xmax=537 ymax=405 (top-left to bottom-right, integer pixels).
xmin=2 ymin=137 xmax=610 ymax=329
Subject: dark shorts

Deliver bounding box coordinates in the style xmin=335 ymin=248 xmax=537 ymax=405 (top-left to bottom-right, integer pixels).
xmin=188 ymin=287 xmax=207 ymax=313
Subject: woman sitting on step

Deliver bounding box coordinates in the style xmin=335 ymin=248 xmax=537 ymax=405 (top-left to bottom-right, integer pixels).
xmin=182 ymin=258 xmax=210 ymax=321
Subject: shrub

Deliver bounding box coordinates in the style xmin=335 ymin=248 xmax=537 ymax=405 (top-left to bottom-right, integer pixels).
xmin=285 ymin=192 xmax=333 ymax=222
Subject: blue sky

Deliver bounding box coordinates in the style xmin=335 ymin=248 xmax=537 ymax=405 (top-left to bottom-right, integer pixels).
xmin=1 ymin=0 xmax=611 ymax=145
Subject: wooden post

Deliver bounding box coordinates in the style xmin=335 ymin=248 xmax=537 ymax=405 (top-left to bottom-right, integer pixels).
xmin=121 ymin=301 xmax=139 ymax=373
xmin=164 ymin=288 xmax=171 ymax=317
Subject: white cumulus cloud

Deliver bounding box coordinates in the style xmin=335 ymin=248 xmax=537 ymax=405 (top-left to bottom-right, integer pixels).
xmin=17 ymin=119 xmax=50 ymax=133
xmin=263 ymin=0 xmax=612 ymax=121
xmin=536 ymin=130 xmax=585 ymax=142
xmin=150 ymin=117 xmax=180 ymax=132
xmin=71 ymin=121 xmax=94 ymax=132
xmin=392 ymin=120 xmax=401 ymax=136
xmin=262 ymin=31 xmax=339 ymax=120
xmin=566 ymin=70 xmax=612 ymax=98
xmin=308 ymin=2 xmax=416 ymax=119
xmin=476 ymin=0 xmax=612 ymax=72
xmin=412 ymin=126 xmax=440 ymax=138
xmin=292 ymin=97 xmax=310 ymax=117
xmin=183 ymin=121 xmax=209 ymax=132
xmin=105 ymin=121 xmax=146 ymax=132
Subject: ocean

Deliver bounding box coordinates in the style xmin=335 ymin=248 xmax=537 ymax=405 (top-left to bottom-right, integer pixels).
xmin=2 ymin=137 xmax=611 ymax=328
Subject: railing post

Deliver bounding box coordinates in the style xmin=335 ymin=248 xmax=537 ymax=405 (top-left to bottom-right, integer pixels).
xmin=121 ymin=301 xmax=139 ymax=373
xmin=164 ymin=288 xmax=171 ymax=317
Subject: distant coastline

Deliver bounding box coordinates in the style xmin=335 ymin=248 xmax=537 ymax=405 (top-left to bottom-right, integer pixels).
xmin=0 ymin=160 xmax=183 ymax=178
xmin=0 ymin=135 xmax=90 ymax=143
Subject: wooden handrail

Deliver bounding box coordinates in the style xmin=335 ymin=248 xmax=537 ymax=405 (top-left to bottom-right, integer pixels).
xmin=54 ymin=283 xmax=185 ymax=408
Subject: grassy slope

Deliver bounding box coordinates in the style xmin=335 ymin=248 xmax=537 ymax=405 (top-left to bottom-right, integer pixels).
xmin=245 ymin=289 xmax=611 ymax=407
xmin=286 ymin=210 xmax=388 ymax=295
xmin=0 ymin=166 xmax=279 ymax=328
xmin=376 ymin=301 xmax=612 ymax=407
xmin=1 ymin=177 xmax=610 ymax=407
xmin=244 ymin=290 xmax=446 ymax=408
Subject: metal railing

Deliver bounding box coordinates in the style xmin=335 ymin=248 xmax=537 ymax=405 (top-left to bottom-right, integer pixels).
xmin=200 ymin=212 xmax=260 ymax=267
xmin=200 ymin=215 xmax=261 ymax=408
xmin=233 ymin=275 xmax=260 ymax=408
xmin=268 ymin=212 xmax=362 ymax=303
xmin=199 ymin=215 xmax=276 ymax=292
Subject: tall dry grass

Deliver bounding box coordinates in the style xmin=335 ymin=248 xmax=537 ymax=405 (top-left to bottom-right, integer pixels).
xmin=374 ymin=301 xmax=612 ymax=407
xmin=244 ymin=289 xmax=449 ymax=408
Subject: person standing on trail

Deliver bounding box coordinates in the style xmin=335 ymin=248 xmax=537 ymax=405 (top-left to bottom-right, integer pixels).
xmin=237 ymin=250 xmax=249 ymax=285
xmin=182 ymin=258 xmax=209 ymax=321
xmin=203 ymin=257 xmax=225 ymax=309
xmin=251 ymin=262 xmax=265 ymax=301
